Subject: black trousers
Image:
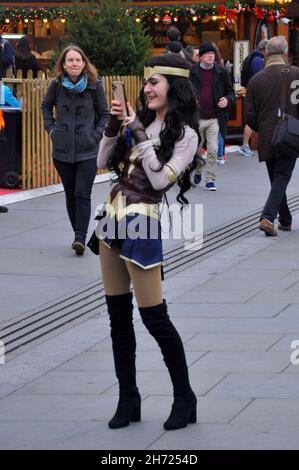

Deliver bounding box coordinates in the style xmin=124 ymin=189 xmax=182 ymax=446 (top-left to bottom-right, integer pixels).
xmin=54 ymin=158 xmax=97 ymax=240
xmin=261 ymin=157 xmax=297 ymax=225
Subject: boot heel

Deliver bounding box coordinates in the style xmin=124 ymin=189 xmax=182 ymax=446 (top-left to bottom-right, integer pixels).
xmin=189 ymin=404 xmax=197 ymax=423
xmin=131 ymin=402 xmax=141 ymax=422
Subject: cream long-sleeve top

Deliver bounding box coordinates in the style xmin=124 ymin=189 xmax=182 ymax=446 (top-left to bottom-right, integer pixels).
xmin=97 ymin=118 xmax=199 ymax=191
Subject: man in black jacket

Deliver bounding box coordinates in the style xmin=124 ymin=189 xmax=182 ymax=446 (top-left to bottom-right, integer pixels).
xmin=0 ymin=35 xmax=15 ymax=77
xmin=245 ymin=36 xmax=299 ymax=236
xmin=190 ymin=42 xmax=235 ymax=190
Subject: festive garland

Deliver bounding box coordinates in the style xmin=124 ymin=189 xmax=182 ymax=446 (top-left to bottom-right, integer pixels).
xmin=0 ymin=2 xmax=288 ymax=25
xmin=0 ymin=7 xmax=76 ymax=23
xmin=127 ymin=2 xmax=288 ymax=26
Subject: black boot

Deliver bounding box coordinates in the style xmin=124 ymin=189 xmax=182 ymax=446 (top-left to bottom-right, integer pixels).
xmin=106 ymin=293 xmax=141 ymax=429
xmin=139 ymin=300 xmax=197 ymax=431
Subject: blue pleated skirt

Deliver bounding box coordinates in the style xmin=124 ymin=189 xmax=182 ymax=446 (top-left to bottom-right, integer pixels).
xmin=88 ymin=211 xmax=163 ymax=270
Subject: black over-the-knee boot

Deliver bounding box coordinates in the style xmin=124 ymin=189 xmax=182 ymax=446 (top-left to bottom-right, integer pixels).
xmin=139 ymin=300 xmax=196 ymax=430
xmin=106 ymin=292 xmax=141 ymax=429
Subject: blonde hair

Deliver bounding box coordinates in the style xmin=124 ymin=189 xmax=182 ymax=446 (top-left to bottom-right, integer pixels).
xmin=55 ymin=45 xmax=98 ymax=83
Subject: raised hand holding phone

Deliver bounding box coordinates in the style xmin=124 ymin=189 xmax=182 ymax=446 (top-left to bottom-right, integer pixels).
xmin=111 ymin=81 xmax=129 ymax=120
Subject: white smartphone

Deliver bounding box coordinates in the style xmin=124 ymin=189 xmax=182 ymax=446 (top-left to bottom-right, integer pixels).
xmin=112 ymin=81 xmax=129 ymax=120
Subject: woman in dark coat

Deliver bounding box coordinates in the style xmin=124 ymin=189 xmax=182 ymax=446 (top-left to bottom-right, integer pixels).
xmin=15 ymin=36 xmax=43 ymax=78
xmin=42 ymin=45 xmax=109 ymax=254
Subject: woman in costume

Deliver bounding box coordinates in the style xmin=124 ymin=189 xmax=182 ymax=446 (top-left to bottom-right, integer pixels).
xmin=89 ymin=54 xmax=199 ymax=430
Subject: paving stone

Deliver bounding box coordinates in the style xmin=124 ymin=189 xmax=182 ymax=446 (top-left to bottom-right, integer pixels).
xmin=13 ymin=370 xmax=117 ymax=395
xmin=148 ymin=423 xmax=299 ymax=450
xmin=173 ymin=288 xmax=259 ymax=304
xmin=184 ymin=333 xmax=283 ymax=352
xmin=207 ymin=372 xmax=299 ymax=399
xmin=165 ymin=303 xmax=287 ymax=318
xmin=216 ymin=268 xmax=291 ymax=281
xmin=238 ymin=255 xmax=299 ymax=271
xmin=0 ymin=420 xmax=164 ymax=450
xmin=142 ymin=396 xmax=250 ymax=424
xmin=250 ymin=290 xmax=299 ymax=304
xmin=197 ymin=277 xmax=298 ymax=291
xmin=189 ymin=351 xmax=289 ymax=373
xmin=266 ymin=333 xmax=299 ymax=352
xmin=274 ymin=304 xmax=299 ymax=318
xmin=232 ymin=398 xmax=299 ymax=426
xmin=161 ymin=317 xmax=299 ymax=334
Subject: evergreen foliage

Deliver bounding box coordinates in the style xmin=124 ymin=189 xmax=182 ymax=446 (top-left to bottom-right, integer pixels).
xmin=63 ymin=0 xmax=153 ymax=76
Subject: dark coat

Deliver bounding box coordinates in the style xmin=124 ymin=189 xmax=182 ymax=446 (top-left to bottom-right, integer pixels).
xmin=15 ymin=53 xmax=42 ymax=78
xmin=41 ymin=78 xmax=109 ymax=163
xmin=245 ymin=57 xmax=299 ymax=162
xmin=189 ymin=63 xmax=235 ymax=136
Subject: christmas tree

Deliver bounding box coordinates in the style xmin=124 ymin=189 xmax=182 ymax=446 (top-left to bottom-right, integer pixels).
xmin=64 ymin=0 xmax=153 ymax=76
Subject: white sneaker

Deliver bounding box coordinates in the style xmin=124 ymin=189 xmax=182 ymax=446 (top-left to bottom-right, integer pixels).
xmin=239 ymin=144 xmax=254 ymax=157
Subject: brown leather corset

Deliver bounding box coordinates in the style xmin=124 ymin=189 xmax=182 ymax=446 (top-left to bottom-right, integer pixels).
xmin=110 ymin=147 xmax=165 ymax=206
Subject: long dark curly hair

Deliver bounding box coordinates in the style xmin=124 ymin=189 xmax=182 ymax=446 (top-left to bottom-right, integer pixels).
xmin=107 ymin=54 xmax=201 ymax=205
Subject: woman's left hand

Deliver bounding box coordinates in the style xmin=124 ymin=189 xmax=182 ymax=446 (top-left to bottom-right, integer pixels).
xmin=123 ymin=103 xmax=148 ymax=144
xmin=123 ymin=103 xmax=136 ymax=127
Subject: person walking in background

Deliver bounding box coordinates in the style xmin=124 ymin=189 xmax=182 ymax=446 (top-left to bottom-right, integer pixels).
xmin=88 ymin=54 xmax=198 ymax=430
xmin=42 ymin=45 xmax=109 ymax=255
xmin=245 ymin=36 xmax=299 ymax=236
xmin=165 ymin=26 xmax=190 ymax=63
xmin=0 ymin=80 xmax=21 ymax=214
xmin=0 ymin=34 xmax=15 ymax=77
xmin=185 ymin=45 xmax=200 ymax=64
xmin=15 ymin=36 xmax=43 ymax=79
xmin=239 ymin=39 xmax=268 ymax=157
xmin=190 ymin=42 xmax=235 ymax=190
xmin=212 ymin=42 xmax=226 ymax=165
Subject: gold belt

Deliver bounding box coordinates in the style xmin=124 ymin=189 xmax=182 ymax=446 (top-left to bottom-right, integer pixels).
xmin=105 ymin=191 xmax=159 ymax=221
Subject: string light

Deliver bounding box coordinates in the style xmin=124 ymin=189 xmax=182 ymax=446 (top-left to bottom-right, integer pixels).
xmin=0 ymin=2 xmax=288 ymax=26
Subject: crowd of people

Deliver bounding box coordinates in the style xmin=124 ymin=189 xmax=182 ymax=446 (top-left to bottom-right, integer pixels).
xmin=1 ymin=30 xmax=299 ymax=429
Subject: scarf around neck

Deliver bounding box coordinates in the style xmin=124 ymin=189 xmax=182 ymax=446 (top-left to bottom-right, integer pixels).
xmin=61 ymin=74 xmax=88 ymax=93
xmin=200 ymin=62 xmax=214 ymax=70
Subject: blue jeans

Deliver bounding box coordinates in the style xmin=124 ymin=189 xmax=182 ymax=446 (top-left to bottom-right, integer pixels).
xmin=218 ymin=133 xmax=225 ymax=158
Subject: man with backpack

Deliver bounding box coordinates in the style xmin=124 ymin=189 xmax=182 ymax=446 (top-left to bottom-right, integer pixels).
xmin=239 ymin=39 xmax=268 ymax=157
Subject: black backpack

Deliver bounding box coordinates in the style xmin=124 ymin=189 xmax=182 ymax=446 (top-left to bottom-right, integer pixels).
xmin=240 ymin=53 xmax=253 ymax=87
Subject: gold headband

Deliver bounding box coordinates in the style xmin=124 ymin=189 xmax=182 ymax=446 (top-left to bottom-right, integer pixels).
xmin=144 ymin=66 xmax=190 ymax=81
